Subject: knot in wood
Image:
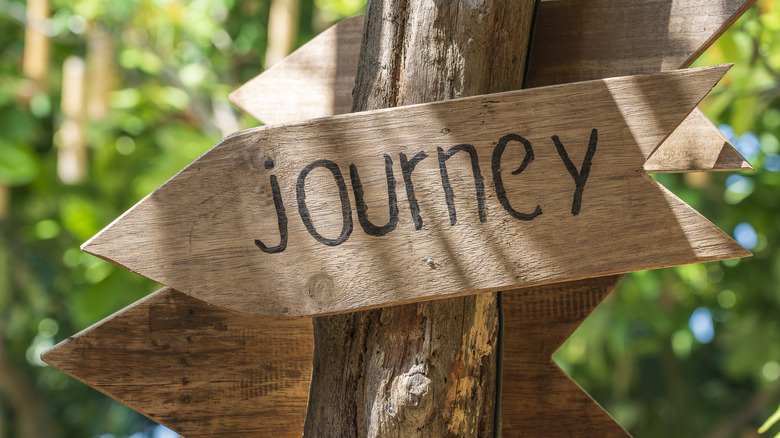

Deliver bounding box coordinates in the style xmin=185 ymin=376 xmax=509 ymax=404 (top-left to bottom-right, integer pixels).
xmin=305 ymin=273 xmax=335 ymax=301
xmin=388 ymin=365 xmax=433 ymax=428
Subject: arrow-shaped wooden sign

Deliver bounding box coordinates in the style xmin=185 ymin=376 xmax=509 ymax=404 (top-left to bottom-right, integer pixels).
xmin=232 ymin=0 xmax=755 ymax=124
xmin=524 ymin=0 xmax=755 ymax=88
xmin=229 ymin=1 xmax=753 ymax=174
xmin=229 ymin=14 xmax=364 ymax=126
xmin=42 ymin=278 xmax=632 ymax=437
xmin=82 ymin=66 xmax=748 ymax=317
xmin=43 ymin=288 xmax=313 ymax=438
xmin=42 ymin=278 xmax=633 ymax=437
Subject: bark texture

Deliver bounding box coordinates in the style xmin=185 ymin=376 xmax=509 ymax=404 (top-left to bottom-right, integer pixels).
xmin=303 ymin=1 xmax=535 ymax=436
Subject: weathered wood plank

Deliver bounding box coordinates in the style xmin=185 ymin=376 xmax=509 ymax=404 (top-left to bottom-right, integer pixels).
xmin=501 ymin=5 xmax=751 ymax=430
xmin=525 ymin=0 xmax=756 ymax=87
xmin=230 ymin=14 xmax=364 ymax=126
xmin=229 ymin=1 xmax=753 ymax=173
xmin=501 ymin=275 xmax=630 ymax=437
xmin=41 ymin=288 xmax=313 ymax=437
xmin=231 ymin=0 xmax=756 ymax=127
xmin=497 ymin=1 xmax=748 ymax=433
xmin=653 ymin=110 xmax=751 ymax=172
xmin=531 ymin=0 xmax=755 ymax=172
xmin=48 ymin=5 xmax=755 ymax=436
xmin=41 ymin=279 xmax=632 ymax=438
xmin=83 ymin=66 xmax=748 ymax=317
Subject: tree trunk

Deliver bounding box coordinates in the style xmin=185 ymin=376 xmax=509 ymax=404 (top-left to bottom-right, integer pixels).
xmin=303 ymin=1 xmax=536 ymax=436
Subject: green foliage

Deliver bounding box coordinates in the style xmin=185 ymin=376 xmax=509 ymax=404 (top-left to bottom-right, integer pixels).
xmin=0 ymin=0 xmax=364 ymax=436
xmin=759 ymin=404 xmax=780 ymax=434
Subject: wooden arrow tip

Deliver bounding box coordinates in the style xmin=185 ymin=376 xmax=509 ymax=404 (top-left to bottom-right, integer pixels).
xmin=40 ymin=342 xmax=62 ymax=366
xmin=714 ymin=63 xmax=735 ymax=78
xmin=719 ymin=245 xmax=752 ymax=263
xmin=80 ymin=235 xmax=135 ymax=274
xmin=42 ymin=288 xmax=314 ymax=437
xmin=79 ymin=195 xmax=157 ymax=275
xmin=227 ymin=88 xmax=252 ymax=122
xmin=40 ymin=336 xmax=82 ymax=378
xmin=80 ymin=235 xmax=99 ymax=255
xmin=690 ymin=63 xmax=733 ymax=90
xmin=80 ymin=207 xmax=125 ymax=255
xmin=81 ymin=235 xmax=109 ymax=259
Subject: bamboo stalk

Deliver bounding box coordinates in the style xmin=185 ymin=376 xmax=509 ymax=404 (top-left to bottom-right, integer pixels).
xmin=86 ymin=24 xmax=115 ymax=121
xmin=22 ymin=0 xmax=49 ymax=90
xmin=57 ymin=56 xmax=87 ymax=184
xmin=265 ymin=0 xmax=300 ymax=67
xmin=0 ymin=184 xmax=7 ymax=220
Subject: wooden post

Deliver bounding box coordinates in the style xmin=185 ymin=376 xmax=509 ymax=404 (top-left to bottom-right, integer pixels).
xmin=303 ymin=1 xmax=536 ymax=435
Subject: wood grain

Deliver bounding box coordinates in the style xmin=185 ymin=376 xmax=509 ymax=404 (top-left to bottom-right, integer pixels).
xmin=41 ymin=288 xmax=313 ymax=437
xmin=525 ymin=0 xmax=755 ymax=173
xmin=228 ymin=0 xmax=754 ymax=173
xmin=230 ymin=15 xmax=363 ymax=126
xmin=41 ymin=280 xmax=631 ymax=438
xmin=230 ymin=0 xmax=756 ymax=123
xmin=303 ymin=0 xmax=536 ymax=435
xmin=501 ymin=275 xmax=630 ymax=437
xmin=83 ymin=66 xmax=748 ymax=317
xmin=525 ymin=0 xmax=756 ymax=87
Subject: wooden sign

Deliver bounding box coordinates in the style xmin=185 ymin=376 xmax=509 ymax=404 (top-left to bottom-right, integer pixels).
xmin=82 ymin=66 xmax=748 ymax=317
xmin=230 ymin=14 xmax=364 ymax=126
xmin=42 ymin=277 xmax=633 ymax=437
xmin=229 ymin=0 xmax=753 ymax=174
xmin=524 ymin=0 xmax=755 ymax=88
xmin=45 ymin=2 xmax=757 ymax=435
xmin=42 ymin=288 xmax=313 ymax=438
xmin=231 ymin=0 xmax=755 ymax=123
xmin=501 ymin=275 xmax=630 ymax=436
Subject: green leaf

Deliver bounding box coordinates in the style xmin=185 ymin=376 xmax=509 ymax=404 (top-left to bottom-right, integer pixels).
xmin=731 ymin=95 xmax=760 ymax=135
xmin=759 ymin=404 xmax=780 ymax=434
xmin=0 ymin=141 xmax=39 ymax=186
xmin=60 ymin=195 xmax=103 ymax=241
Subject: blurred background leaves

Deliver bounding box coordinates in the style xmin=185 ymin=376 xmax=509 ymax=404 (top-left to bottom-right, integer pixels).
xmin=0 ymin=0 xmax=778 ymax=437
xmin=557 ymin=2 xmax=780 ymax=437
